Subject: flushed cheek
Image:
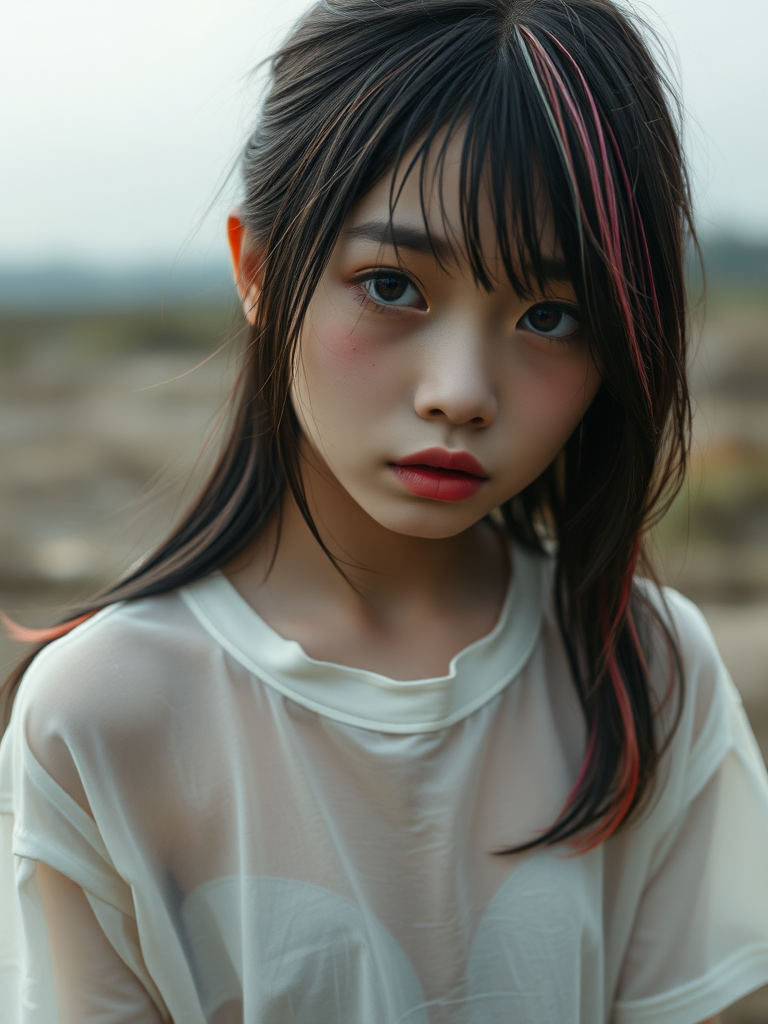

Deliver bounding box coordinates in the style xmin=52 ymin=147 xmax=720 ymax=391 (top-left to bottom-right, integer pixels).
xmin=293 ymin=331 xmax=408 ymax=459
xmin=304 ymin=309 xmax=374 ymax=364
xmin=304 ymin=327 xmax=402 ymax=406
xmin=302 ymin=293 xmax=404 ymax=379
xmin=503 ymin=361 xmax=598 ymax=453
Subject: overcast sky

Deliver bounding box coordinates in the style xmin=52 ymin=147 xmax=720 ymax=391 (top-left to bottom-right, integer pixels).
xmin=1 ymin=0 xmax=766 ymax=269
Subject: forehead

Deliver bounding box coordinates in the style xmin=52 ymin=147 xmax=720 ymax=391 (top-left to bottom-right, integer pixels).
xmin=345 ymin=129 xmax=563 ymax=279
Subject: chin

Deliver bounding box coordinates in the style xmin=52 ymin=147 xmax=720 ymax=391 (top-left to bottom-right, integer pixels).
xmin=362 ymin=501 xmax=487 ymax=541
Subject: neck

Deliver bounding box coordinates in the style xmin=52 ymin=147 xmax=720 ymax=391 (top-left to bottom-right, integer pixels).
xmin=228 ymin=445 xmax=507 ymax=619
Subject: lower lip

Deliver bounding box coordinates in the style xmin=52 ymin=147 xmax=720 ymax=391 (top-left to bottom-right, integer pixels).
xmin=389 ymin=464 xmax=486 ymax=502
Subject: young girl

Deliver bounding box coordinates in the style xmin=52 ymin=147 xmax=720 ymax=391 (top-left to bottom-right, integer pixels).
xmin=2 ymin=0 xmax=768 ymax=1021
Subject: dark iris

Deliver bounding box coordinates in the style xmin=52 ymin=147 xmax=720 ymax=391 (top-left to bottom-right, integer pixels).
xmin=527 ymin=305 xmax=564 ymax=332
xmin=372 ymin=274 xmax=407 ymax=302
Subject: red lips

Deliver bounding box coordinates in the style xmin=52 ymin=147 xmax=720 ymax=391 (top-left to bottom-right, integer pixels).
xmin=389 ymin=447 xmax=488 ymax=502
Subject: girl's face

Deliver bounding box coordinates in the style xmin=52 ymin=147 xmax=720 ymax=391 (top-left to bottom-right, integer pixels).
xmin=289 ymin=135 xmax=602 ymax=540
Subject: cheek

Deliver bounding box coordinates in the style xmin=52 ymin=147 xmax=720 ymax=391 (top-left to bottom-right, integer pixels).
xmin=504 ymin=349 xmax=600 ymax=449
xmin=301 ymin=281 xmax=423 ymax=379
xmin=293 ymin=315 xmax=405 ymax=448
xmin=298 ymin=295 xmax=373 ymax=392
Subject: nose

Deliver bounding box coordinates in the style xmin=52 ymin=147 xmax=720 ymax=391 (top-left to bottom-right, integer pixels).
xmin=413 ymin=323 xmax=497 ymax=429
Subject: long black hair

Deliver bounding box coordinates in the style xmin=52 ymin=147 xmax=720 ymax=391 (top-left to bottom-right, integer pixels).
xmin=3 ymin=0 xmax=694 ymax=852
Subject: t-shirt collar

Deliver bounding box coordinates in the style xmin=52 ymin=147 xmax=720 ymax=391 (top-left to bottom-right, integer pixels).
xmin=180 ymin=543 xmax=543 ymax=734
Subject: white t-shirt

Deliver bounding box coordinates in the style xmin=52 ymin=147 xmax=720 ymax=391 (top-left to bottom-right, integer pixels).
xmin=2 ymin=544 xmax=768 ymax=1024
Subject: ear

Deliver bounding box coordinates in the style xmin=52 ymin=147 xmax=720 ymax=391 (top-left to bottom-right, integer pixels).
xmin=227 ymin=211 xmax=262 ymax=325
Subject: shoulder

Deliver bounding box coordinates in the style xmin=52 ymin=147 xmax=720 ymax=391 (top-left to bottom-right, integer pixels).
xmin=634 ymin=582 xmax=750 ymax=812
xmin=527 ymin=552 xmax=729 ymax=727
xmin=645 ymin=585 xmax=721 ymax=669
xmin=21 ymin=589 xmax=211 ymax=721
xmin=636 ymin=582 xmax=729 ymax=725
xmin=16 ymin=588 xmax=219 ymax=800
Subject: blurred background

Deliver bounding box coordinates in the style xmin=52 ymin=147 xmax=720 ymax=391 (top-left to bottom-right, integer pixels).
xmin=1 ymin=1 xmax=767 ymax=1018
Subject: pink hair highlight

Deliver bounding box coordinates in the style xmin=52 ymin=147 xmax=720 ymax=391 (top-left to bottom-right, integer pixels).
xmin=1 ymin=610 xmax=97 ymax=645
xmin=592 ymin=556 xmax=642 ymax=846
xmin=603 ymin=116 xmax=665 ymax=345
xmin=517 ymin=27 xmax=654 ymax=411
xmin=552 ymin=569 xmax=642 ymax=853
xmin=561 ymin=542 xmax=642 ymax=853
xmin=515 ymin=28 xmax=658 ymax=849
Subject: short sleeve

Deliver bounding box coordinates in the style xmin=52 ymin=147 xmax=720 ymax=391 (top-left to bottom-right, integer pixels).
xmin=614 ymin=594 xmax=768 ymax=1024
xmin=0 ymin=620 xmax=171 ymax=1024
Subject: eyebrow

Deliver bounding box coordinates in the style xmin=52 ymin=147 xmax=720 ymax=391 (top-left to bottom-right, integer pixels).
xmin=344 ymin=220 xmax=456 ymax=265
xmin=343 ymin=219 xmax=573 ymax=284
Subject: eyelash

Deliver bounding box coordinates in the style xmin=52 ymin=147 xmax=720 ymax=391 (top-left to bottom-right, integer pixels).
xmin=352 ymin=271 xmax=426 ymax=316
xmin=518 ymin=301 xmax=582 ymax=342
xmin=351 ymin=269 xmax=582 ymax=340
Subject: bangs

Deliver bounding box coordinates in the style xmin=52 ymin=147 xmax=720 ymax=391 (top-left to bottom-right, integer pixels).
xmin=380 ymin=32 xmax=570 ymax=301
xmin=353 ymin=12 xmax=661 ymax=413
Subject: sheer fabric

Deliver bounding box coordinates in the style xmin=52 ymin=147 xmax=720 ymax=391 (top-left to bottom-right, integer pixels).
xmin=2 ymin=545 xmax=768 ymax=1023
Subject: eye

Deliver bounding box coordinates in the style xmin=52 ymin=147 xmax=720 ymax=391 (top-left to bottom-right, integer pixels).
xmin=519 ymin=303 xmax=581 ymax=339
xmin=360 ymin=271 xmax=427 ymax=311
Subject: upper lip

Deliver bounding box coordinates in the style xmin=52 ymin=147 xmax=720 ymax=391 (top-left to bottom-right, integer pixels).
xmin=391 ymin=447 xmax=488 ymax=478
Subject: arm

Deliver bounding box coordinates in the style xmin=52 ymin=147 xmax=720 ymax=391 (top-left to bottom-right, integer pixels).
xmin=36 ymin=862 xmax=164 ymax=1023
